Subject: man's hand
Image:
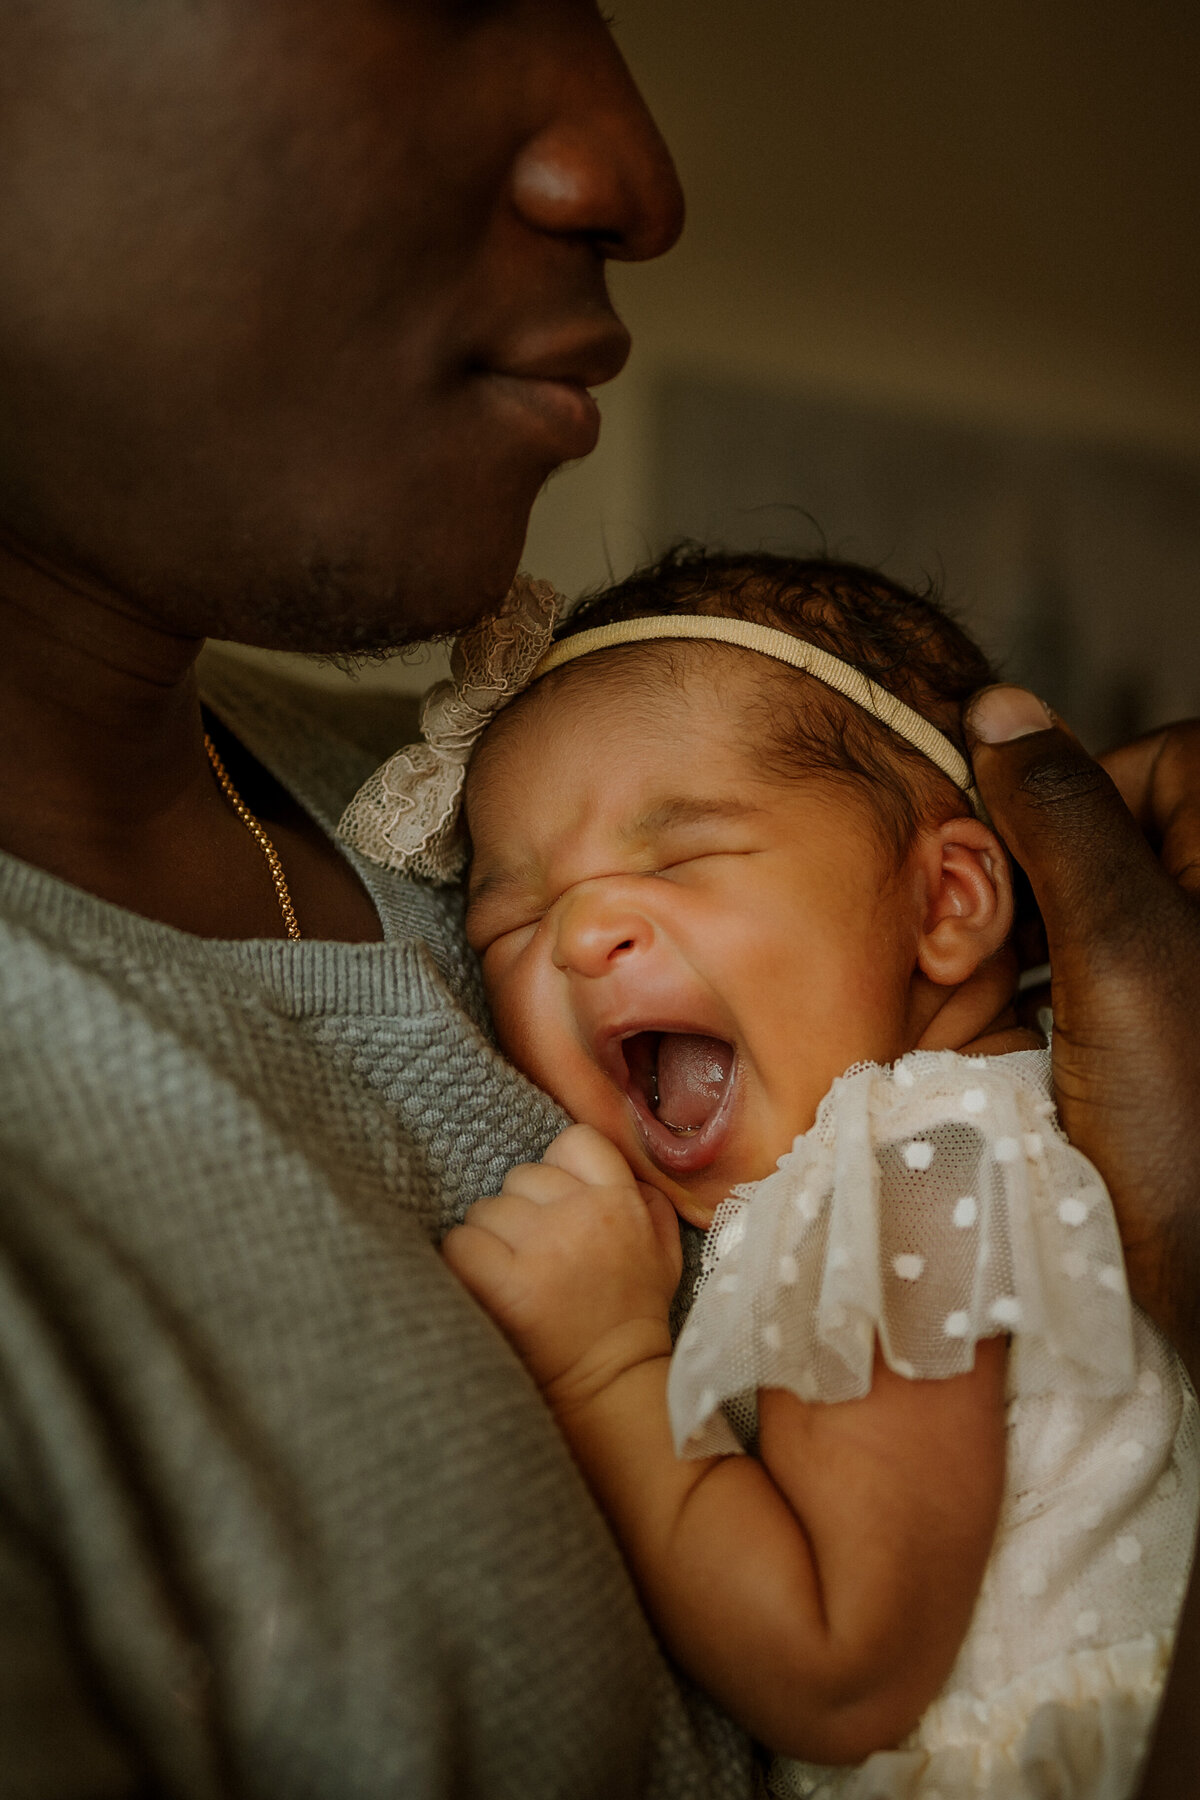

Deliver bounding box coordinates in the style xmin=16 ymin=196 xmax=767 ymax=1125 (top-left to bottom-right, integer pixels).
xmin=965 ymin=698 xmax=1200 ymax=1800
xmin=442 ymin=1124 xmax=682 ymax=1410
xmin=966 ymin=693 xmax=1200 ymax=1371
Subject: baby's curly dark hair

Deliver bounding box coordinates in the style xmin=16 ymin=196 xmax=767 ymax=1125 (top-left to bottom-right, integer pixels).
xmin=553 ymin=547 xmax=998 ymax=858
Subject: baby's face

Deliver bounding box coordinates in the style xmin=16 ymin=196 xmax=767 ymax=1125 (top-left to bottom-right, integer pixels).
xmin=465 ymin=663 xmax=923 ymax=1225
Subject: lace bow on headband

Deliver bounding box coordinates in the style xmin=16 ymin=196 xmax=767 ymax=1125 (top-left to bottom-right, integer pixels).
xmin=337 ymin=574 xmax=982 ymax=884
xmin=337 ymin=574 xmax=563 ymax=883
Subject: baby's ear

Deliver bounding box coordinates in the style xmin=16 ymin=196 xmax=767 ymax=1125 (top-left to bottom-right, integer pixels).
xmin=914 ymin=817 xmax=1013 ymax=986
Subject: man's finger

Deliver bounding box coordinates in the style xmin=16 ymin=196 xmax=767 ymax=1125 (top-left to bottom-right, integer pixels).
xmin=1101 ymin=722 xmax=1200 ymax=900
xmin=964 ymin=685 xmax=1169 ymax=952
xmin=1098 ymin=729 xmax=1166 ymax=827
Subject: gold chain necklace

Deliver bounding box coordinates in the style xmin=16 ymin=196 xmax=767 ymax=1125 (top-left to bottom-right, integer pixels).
xmin=203 ymin=732 xmax=301 ymax=940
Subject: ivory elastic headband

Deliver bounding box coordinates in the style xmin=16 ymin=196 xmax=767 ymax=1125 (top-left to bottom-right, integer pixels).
xmin=335 ymin=580 xmax=986 ymax=885
xmin=534 ymin=614 xmax=983 ymax=814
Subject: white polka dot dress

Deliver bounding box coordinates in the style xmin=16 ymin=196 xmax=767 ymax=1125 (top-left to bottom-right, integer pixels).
xmin=667 ymin=1049 xmax=1200 ymax=1800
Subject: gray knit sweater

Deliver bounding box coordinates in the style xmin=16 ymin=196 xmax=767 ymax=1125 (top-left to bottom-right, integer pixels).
xmin=0 ymin=654 xmax=754 ymax=1800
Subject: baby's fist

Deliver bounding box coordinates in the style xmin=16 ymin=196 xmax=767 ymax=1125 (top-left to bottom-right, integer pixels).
xmin=442 ymin=1124 xmax=682 ymax=1403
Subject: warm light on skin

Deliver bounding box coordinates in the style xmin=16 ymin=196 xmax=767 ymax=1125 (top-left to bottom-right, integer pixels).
xmin=465 ymin=655 xmax=1012 ymax=1227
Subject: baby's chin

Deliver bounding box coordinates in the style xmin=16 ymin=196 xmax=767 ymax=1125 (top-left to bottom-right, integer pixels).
xmin=620 ymin=1123 xmax=790 ymax=1231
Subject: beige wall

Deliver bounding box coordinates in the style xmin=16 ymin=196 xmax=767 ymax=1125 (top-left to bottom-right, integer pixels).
xmin=225 ymin=0 xmax=1200 ymax=692
xmin=612 ymin=0 xmax=1200 ymax=444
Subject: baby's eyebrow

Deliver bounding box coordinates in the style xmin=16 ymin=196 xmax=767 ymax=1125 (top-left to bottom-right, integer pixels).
xmin=623 ymin=796 xmax=764 ymax=840
xmin=466 ymin=859 xmax=542 ymax=910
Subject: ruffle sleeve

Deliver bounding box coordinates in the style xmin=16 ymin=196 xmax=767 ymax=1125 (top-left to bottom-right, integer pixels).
xmin=668 ymin=1049 xmax=1137 ymax=1458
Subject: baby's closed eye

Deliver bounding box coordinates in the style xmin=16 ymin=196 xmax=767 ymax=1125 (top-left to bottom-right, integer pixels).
xmin=466 ymin=904 xmax=543 ymax=957
xmin=649 ymin=847 xmax=761 ymax=877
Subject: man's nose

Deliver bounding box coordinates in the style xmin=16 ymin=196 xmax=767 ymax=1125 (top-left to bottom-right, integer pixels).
xmin=551 ymin=888 xmax=655 ymax=979
xmin=509 ymin=24 xmax=685 ymax=265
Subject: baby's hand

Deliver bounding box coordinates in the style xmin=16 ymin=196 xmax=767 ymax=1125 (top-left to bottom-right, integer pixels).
xmin=442 ymin=1124 xmax=682 ymax=1410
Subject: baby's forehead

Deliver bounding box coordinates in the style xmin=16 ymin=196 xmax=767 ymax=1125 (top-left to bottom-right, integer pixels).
xmin=462 ymin=648 xmax=873 ymax=881
xmin=473 ymin=640 xmax=771 ymax=764
xmin=465 ymin=648 xmax=765 ymax=815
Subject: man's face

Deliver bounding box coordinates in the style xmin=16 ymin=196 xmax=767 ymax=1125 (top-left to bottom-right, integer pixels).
xmin=0 ymin=0 xmax=682 ymax=648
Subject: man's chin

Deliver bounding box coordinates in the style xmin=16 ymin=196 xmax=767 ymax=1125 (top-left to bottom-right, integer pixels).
xmin=208 ymin=551 xmax=517 ymax=658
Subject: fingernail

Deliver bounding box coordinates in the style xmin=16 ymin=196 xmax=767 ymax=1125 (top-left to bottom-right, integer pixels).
xmin=967 ymin=685 xmax=1054 ymax=745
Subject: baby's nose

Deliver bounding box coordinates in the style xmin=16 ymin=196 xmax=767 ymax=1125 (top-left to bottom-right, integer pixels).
xmin=551 ymin=887 xmax=654 ymax=979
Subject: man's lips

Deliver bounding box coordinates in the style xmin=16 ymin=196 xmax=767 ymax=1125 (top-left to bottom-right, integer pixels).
xmin=490 ymin=318 xmax=631 ymax=390
xmin=476 ymin=319 xmax=631 ymax=462
xmin=481 ymin=371 xmax=603 ymax=461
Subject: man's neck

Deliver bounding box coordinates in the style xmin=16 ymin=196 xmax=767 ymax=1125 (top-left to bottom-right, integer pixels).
xmin=0 ymin=532 xmax=382 ymax=941
xmin=0 ymin=532 xmax=207 ymax=851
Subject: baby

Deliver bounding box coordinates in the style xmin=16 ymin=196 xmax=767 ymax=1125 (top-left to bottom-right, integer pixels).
xmin=340 ymin=554 xmax=1200 ymax=1800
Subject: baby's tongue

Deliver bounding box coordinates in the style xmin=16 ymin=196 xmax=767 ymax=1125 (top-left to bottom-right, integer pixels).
xmin=655 ymin=1034 xmax=734 ymax=1131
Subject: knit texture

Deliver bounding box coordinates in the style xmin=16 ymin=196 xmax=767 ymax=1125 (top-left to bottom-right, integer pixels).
xmin=0 ymin=651 xmax=754 ymax=1800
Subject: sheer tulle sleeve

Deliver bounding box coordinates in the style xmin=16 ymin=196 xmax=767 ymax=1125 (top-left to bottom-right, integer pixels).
xmin=669 ymin=1049 xmax=1137 ymax=1458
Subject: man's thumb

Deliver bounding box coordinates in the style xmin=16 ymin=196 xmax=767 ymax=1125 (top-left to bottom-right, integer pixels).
xmin=965 ymin=685 xmax=1165 ymax=949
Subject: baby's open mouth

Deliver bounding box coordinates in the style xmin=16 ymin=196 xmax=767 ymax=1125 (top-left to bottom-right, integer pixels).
xmin=619 ymin=1030 xmax=737 ymax=1173
xmin=624 ymin=1032 xmax=734 ymax=1133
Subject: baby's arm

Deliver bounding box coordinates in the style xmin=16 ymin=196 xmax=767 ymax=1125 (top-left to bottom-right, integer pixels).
xmin=444 ymin=1126 xmax=1007 ymax=1765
